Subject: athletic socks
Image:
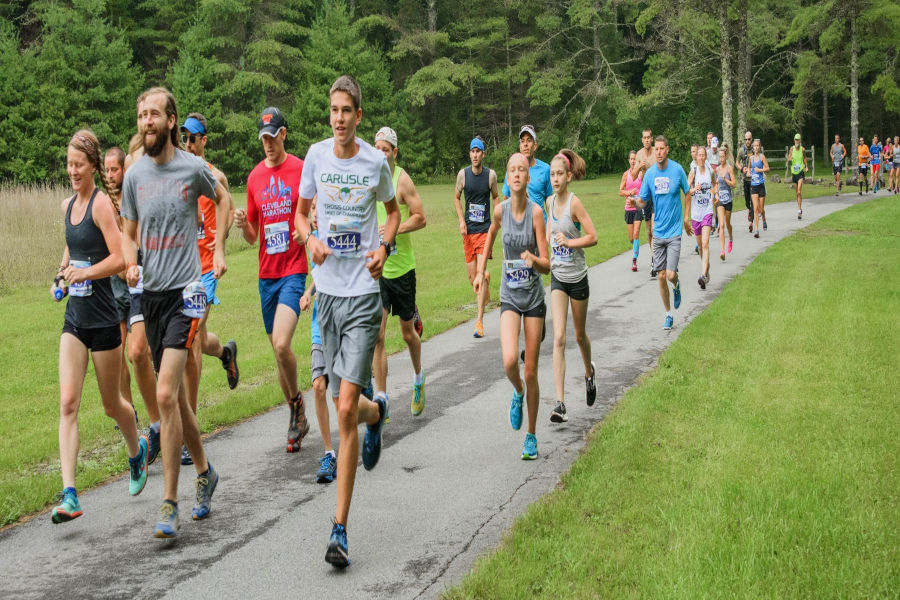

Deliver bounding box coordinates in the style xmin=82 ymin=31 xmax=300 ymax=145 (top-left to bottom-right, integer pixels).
xmin=632 ymin=239 xmax=640 ymax=258
xmin=64 ymin=486 xmax=77 ymax=497
xmin=414 ymin=371 xmax=425 ymax=386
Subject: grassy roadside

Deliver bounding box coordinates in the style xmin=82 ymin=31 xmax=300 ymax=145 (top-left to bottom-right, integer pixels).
xmin=0 ymin=174 xmax=806 ymax=526
xmin=444 ymin=195 xmax=899 ymax=598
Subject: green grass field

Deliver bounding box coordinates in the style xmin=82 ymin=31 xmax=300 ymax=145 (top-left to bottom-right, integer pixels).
xmin=0 ymin=174 xmax=805 ymax=526
xmin=444 ymin=195 xmax=899 ymax=598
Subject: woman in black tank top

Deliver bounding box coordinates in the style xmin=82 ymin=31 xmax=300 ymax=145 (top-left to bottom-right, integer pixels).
xmin=51 ymin=130 xmax=148 ymax=525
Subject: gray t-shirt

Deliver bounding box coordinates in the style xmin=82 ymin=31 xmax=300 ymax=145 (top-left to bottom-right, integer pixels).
xmin=499 ymin=200 xmax=545 ymax=313
xmin=121 ymin=150 xmax=217 ymax=292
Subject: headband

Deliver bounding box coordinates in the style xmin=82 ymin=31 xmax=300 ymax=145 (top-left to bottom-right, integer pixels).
xmin=554 ymin=153 xmax=571 ymax=169
xmin=72 ymin=134 xmax=96 ymax=156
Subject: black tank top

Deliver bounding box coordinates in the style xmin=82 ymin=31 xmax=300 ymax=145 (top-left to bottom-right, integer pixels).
xmin=464 ymin=166 xmax=492 ymax=234
xmin=64 ymin=188 xmax=119 ymax=329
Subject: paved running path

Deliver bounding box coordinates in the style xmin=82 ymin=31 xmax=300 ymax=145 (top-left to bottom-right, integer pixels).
xmin=0 ymin=192 xmax=872 ymax=599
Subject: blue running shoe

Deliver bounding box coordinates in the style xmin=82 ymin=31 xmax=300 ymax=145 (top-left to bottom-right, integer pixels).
xmin=325 ymin=520 xmax=350 ymax=568
xmin=129 ymin=435 xmax=149 ymax=496
xmin=181 ymin=445 xmax=193 ymax=466
xmin=51 ymin=489 xmax=83 ymax=524
xmin=316 ymin=452 xmax=337 ymax=483
xmin=509 ymin=389 xmax=524 ymax=431
xmin=522 ymin=433 xmax=538 ymax=460
xmin=146 ymin=426 xmax=160 ymax=465
xmin=663 ymin=315 xmax=674 ymax=330
xmin=154 ymin=501 xmax=178 ymax=538
xmin=362 ymin=395 xmax=388 ymax=471
xmin=411 ymin=373 xmax=425 ymax=416
xmin=191 ymin=462 xmax=218 ymax=520
xmin=673 ymin=281 xmax=681 ymax=309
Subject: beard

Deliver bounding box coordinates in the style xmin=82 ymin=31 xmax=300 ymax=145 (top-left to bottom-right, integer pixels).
xmin=143 ymin=126 xmax=169 ymax=157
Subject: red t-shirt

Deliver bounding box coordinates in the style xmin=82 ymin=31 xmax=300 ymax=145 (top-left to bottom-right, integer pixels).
xmin=246 ymin=154 xmax=309 ymax=279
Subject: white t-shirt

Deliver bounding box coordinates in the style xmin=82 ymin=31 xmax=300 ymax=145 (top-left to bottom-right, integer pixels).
xmin=299 ymin=137 xmax=395 ymax=297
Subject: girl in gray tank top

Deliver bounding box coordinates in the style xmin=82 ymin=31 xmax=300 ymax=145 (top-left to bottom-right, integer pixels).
xmin=52 ymin=129 xmax=146 ymax=526
xmin=472 ymin=152 xmax=549 ymax=460
xmin=546 ymin=149 xmax=598 ymax=425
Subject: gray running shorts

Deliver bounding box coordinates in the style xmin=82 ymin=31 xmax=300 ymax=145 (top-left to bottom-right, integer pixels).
xmin=311 ymin=343 xmax=327 ymax=385
xmin=317 ymin=292 xmax=382 ymax=397
xmin=652 ymin=235 xmax=682 ymax=274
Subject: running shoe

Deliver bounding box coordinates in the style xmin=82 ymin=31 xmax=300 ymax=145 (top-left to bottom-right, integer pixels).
xmin=663 ymin=315 xmax=674 ymax=330
xmin=522 ymin=433 xmax=538 ymax=460
xmin=650 ymin=269 xmax=657 ymax=279
xmin=412 ymin=374 xmax=425 ymax=416
xmin=316 ymin=452 xmax=337 ymax=484
xmin=698 ymin=275 xmax=706 ymax=290
xmin=549 ymin=401 xmax=567 ymax=423
xmin=763 ymin=219 xmax=767 ymax=231
xmin=632 ymin=258 xmax=638 ymax=272
xmin=586 ymin=361 xmax=596 ymax=407
xmin=154 ymin=501 xmax=179 ymax=538
xmin=693 ymin=245 xmax=699 ymax=255
xmin=754 ymin=230 xmax=759 ymax=239
xmin=191 ymin=462 xmax=218 ymax=520
xmin=287 ymin=394 xmax=310 ymax=453
xmin=147 ymin=426 xmax=160 ymax=465
xmin=798 ymin=210 xmax=802 ymax=220
xmin=221 ymin=339 xmax=239 ymax=389
xmin=51 ymin=489 xmax=82 ymax=524
xmin=181 ymin=445 xmax=193 ymax=465
xmin=362 ymin=394 xmax=389 ymax=471
xmin=413 ymin=305 xmax=423 ymax=338
xmin=325 ymin=520 xmax=350 ymax=568
xmin=720 ymin=252 xmax=725 ymax=261
xmin=749 ymin=222 xmax=753 ymax=233
xmin=673 ymin=281 xmax=681 ymax=309
xmin=473 ymin=320 xmax=484 ymax=338
xmin=509 ymin=389 xmax=524 ymax=431
xmin=129 ymin=435 xmax=149 ymax=496
xmin=727 ymin=240 xmax=733 ymax=253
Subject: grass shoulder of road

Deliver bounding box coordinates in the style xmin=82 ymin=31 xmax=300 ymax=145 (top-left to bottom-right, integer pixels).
xmin=445 ymin=195 xmax=899 ymax=598
xmin=0 ymin=174 xmax=807 ymax=526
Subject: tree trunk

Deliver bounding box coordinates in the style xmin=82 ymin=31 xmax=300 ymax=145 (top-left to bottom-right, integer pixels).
xmin=426 ymin=0 xmax=436 ymax=33
xmin=823 ymin=91 xmax=828 ymax=159
xmin=850 ymin=15 xmax=859 ymax=166
xmin=506 ymin=37 xmax=512 ymax=141
xmin=736 ymin=0 xmax=750 ymax=139
xmin=720 ymin=1 xmax=734 ymax=154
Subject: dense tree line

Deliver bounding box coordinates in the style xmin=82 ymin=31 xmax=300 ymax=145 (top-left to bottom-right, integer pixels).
xmin=0 ymin=0 xmax=897 ymax=184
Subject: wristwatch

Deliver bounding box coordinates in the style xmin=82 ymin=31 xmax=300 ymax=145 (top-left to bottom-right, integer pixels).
xmin=380 ymin=239 xmax=393 ymax=254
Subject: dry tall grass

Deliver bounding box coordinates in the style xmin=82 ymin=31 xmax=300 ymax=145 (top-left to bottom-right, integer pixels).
xmin=0 ymin=184 xmax=68 ymax=294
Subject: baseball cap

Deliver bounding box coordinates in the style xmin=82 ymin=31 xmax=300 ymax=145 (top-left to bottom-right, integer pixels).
xmin=181 ymin=116 xmax=206 ymax=135
xmin=794 ymin=133 xmax=801 ymax=140
xmin=519 ymin=125 xmax=537 ymax=143
xmin=258 ymin=107 xmax=286 ymax=139
xmin=470 ymin=138 xmax=485 ymax=151
xmin=711 ymin=136 xmax=719 ymax=147
xmin=375 ymin=126 xmax=398 ymax=148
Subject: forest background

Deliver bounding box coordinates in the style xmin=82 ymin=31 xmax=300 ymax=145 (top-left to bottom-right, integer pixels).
xmin=0 ymin=0 xmax=898 ymax=185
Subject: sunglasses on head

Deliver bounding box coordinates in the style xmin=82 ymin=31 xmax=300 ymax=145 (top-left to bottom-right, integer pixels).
xmin=181 ymin=133 xmax=203 ymax=144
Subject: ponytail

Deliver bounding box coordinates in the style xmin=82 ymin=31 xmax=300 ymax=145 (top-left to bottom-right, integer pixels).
xmin=68 ymin=129 xmax=114 ymax=205
xmin=554 ymin=148 xmax=586 ymax=180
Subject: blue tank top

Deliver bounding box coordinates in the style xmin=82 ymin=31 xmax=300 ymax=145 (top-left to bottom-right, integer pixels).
xmin=750 ymin=155 xmax=765 ymax=186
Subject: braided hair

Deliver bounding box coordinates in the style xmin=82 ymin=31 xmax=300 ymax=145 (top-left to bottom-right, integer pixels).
xmin=68 ymin=129 xmax=115 ymax=212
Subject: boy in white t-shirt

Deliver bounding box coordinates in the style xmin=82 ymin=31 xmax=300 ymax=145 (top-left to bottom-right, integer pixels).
xmin=294 ymin=75 xmax=400 ymax=569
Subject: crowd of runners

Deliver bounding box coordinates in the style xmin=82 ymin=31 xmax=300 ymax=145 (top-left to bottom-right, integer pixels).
xmin=49 ymin=76 xmax=897 ymax=567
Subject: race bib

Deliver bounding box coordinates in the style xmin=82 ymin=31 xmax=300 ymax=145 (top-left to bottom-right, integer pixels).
xmin=327 ymin=218 xmax=362 ymax=259
xmin=654 ymin=177 xmax=670 ymax=195
xmin=182 ymin=280 xmax=207 ymax=318
xmin=69 ymin=260 xmax=92 ymax=297
xmin=792 ymin=164 xmax=802 ymax=174
xmin=694 ymin=188 xmax=711 ymax=206
xmin=468 ymin=203 xmax=486 ymax=223
xmin=128 ymin=265 xmax=144 ymax=295
xmin=264 ymin=221 xmax=290 ymax=255
xmin=551 ymin=242 xmax=573 ymax=263
xmin=834 ymin=161 xmax=841 ymax=168
xmin=503 ymin=259 xmax=533 ymax=289
xmin=719 ymin=189 xmax=731 ymax=203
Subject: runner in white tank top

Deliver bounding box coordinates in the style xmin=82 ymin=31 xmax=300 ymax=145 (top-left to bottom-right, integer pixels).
xmin=687 ymin=147 xmax=714 ymax=290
